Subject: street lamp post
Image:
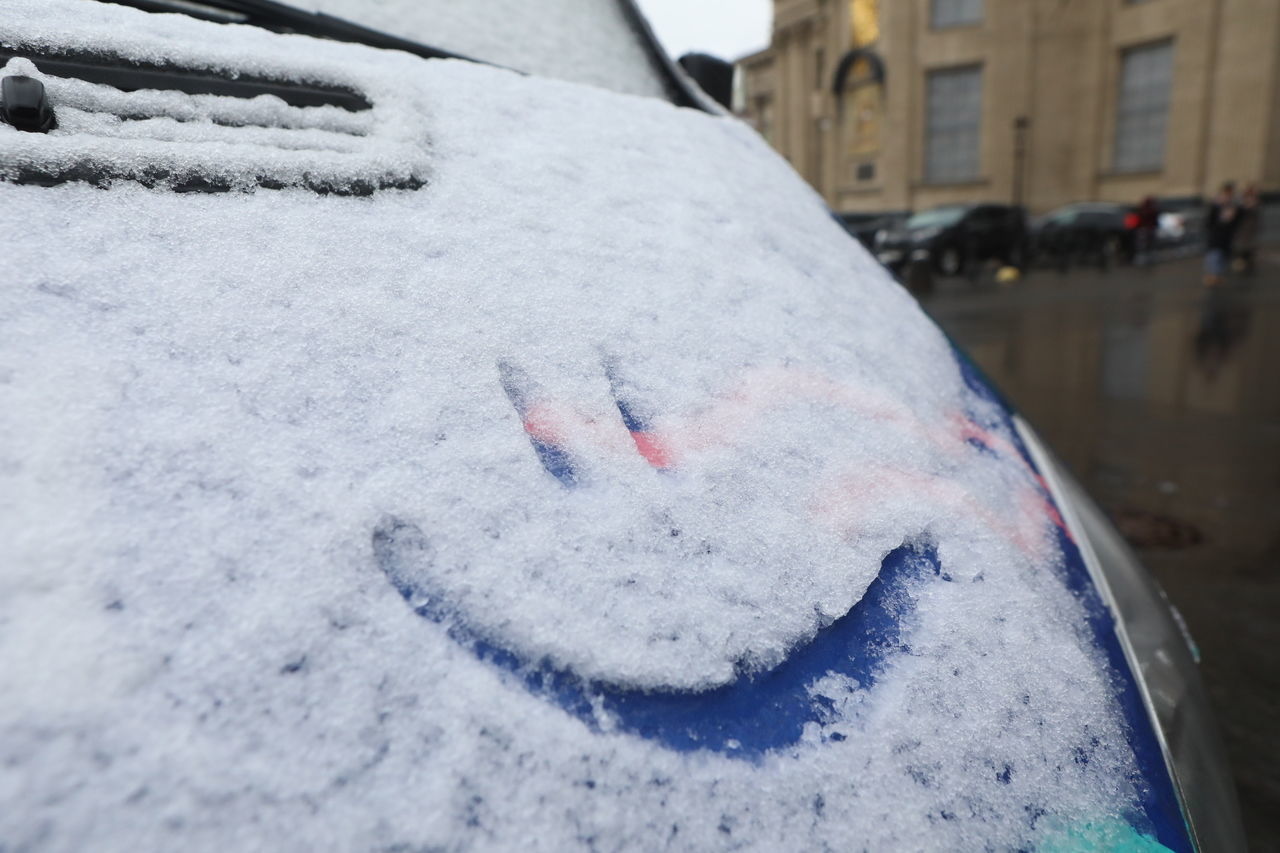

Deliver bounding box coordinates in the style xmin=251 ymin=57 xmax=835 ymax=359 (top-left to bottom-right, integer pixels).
xmin=1012 ymin=115 xmax=1031 ymax=208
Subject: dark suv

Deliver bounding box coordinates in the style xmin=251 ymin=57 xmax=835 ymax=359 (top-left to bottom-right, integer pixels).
xmin=836 ymin=211 xmax=910 ymax=251
xmin=875 ymin=204 xmax=1028 ymax=277
xmin=1029 ymin=202 xmax=1133 ymax=270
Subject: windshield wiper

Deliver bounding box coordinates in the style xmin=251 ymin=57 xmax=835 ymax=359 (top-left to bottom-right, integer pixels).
xmin=98 ymin=0 xmax=490 ymax=66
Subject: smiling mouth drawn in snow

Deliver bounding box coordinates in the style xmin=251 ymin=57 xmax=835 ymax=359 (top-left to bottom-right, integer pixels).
xmin=375 ymin=516 xmax=941 ymax=759
xmin=373 ymin=358 xmax=1070 ymax=757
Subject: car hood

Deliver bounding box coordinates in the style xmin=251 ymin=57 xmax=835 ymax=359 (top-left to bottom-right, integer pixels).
xmin=0 ymin=3 xmax=1184 ymax=851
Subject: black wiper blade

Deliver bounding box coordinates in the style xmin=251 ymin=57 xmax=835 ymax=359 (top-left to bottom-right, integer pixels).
xmin=0 ymin=45 xmax=372 ymax=110
xmin=99 ymin=0 xmax=489 ymax=66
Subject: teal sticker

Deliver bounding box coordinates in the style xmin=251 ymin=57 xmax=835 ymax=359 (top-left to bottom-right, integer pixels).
xmin=1039 ymin=820 xmax=1174 ymax=853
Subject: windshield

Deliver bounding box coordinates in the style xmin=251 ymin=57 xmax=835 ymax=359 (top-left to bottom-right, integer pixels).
xmin=906 ymin=206 xmax=967 ymax=229
xmin=293 ymin=0 xmax=672 ymax=98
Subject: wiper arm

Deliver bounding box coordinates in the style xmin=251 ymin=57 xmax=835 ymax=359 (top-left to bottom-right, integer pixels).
xmin=99 ymin=0 xmax=490 ymax=66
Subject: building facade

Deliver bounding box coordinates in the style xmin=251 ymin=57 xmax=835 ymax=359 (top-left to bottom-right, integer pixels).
xmin=736 ymin=0 xmax=1280 ymax=215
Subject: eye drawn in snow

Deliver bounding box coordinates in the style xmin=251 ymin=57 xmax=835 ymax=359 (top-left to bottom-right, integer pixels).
xmin=497 ymin=361 xmax=580 ymax=486
xmin=376 ymin=357 xmax=1073 ymax=758
xmin=499 ymin=357 xmax=1067 ymax=554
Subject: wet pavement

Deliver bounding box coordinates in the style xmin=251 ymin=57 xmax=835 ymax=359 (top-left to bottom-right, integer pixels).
xmin=921 ymin=254 xmax=1280 ymax=851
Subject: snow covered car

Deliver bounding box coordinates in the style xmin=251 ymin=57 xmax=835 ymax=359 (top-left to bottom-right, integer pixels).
xmin=0 ymin=1 xmax=1246 ymax=851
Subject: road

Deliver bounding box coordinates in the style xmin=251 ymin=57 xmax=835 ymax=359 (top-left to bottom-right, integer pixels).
xmin=920 ymin=254 xmax=1280 ymax=851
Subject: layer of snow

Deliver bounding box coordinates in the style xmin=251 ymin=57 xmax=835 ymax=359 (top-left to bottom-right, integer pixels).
xmin=2 ymin=2 xmax=1155 ymax=850
xmin=294 ymin=0 xmax=673 ymax=98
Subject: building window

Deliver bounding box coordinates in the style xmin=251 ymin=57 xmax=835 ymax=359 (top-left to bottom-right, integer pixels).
xmin=1113 ymin=40 xmax=1174 ymax=173
xmin=931 ymin=0 xmax=983 ymax=28
xmin=815 ymin=48 xmax=826 ymax=90
xmin=925 ymin=65 xmax=983 ymax=183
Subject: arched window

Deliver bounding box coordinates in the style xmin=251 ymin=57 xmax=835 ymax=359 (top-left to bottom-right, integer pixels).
xmin=834 ymin=2 xmax=885 ymax=177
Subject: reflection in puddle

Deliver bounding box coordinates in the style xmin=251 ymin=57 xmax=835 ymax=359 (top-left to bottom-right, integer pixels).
xmin=922 ymin=264 xmax=1279 ymax=561
xmin=1194 ymin=288 xmax=1251 ymax=380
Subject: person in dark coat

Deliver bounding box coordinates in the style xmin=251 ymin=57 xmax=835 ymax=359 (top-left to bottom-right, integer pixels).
xmin=1203 ymin=183 xmax=1239 ymax=287
xmin=1233 ymin=183 xmax=1262 ymax=275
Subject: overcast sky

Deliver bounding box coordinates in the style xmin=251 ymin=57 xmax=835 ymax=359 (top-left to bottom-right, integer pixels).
xmin=635 ymin=0 xmax=772 ymax=62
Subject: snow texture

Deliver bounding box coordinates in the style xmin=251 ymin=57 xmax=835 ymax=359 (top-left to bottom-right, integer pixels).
xmin=294 ymin=0 xmax=672 ymax=98
xmin=2 ymin=2 xmax=1153 ymax=850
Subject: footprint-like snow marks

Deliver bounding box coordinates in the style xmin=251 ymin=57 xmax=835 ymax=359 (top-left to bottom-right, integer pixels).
xmin=373 ymin=515 xmax=941 ymax=758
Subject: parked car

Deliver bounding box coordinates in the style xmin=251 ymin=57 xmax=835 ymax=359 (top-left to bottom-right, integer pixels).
xmin=1030 ymin=202 xmax=1133 ymax=269
xmin=0 ymin=1 xmax=1245 ymax=851
xmin=876 ymin=203 xmax=1029 ymax=277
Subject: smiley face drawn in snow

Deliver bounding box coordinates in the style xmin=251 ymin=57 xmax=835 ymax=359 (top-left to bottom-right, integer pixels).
xmin=374 ymin=352 xmax=1071 ymax=759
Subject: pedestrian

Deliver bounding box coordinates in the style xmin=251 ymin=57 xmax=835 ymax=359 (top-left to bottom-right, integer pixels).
xmin=1203 ymin=182 xmax=1238 ymax=287
xmin=1134 ymin=195 xmax=1159 ymax=266
xmin=1233 ymin=183 xmax=1262 ymax=276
